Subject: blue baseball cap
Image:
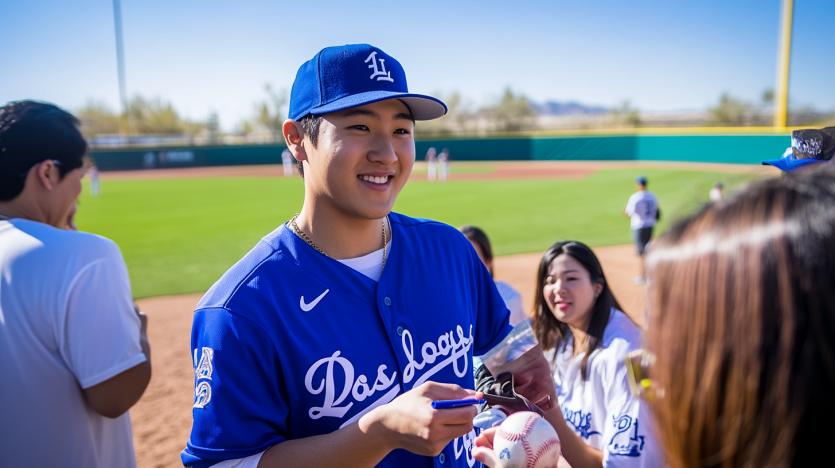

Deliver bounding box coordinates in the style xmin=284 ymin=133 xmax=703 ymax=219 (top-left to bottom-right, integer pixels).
xmin=288 ymin=44 xmax=447 ymax=121
xmin=762 ymin=127 xmax=835 ymax=172
xmin=636 ymin=176 xmax=647 ymax=185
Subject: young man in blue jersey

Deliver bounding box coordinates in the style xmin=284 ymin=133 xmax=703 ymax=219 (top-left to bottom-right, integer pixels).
xmin=182 ymin=44 xmax=555 ymax=468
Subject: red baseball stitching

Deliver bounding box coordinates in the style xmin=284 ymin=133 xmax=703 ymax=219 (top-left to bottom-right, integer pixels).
xmin=522 ymin=438 xmax=534 ymax=468
xmin=497 ymin=414 xmax=552 ymax=468
xmin=529 ymin=437 xmax=560 ymax=468
xmin=496 ymin=413 xmax=538 ymax=442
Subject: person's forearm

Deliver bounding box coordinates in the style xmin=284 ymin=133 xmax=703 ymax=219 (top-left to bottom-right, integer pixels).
xmin=542 ymin=407 xmax=603 ymax=468
xmin=257 ymin=417 xmax=392 ymax=468
xmin=84 ymin=360 xmax=151 ymax=418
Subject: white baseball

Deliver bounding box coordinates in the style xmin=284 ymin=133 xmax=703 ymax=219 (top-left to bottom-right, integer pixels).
xmin=493 ymin=411 xmax=561 ymax=468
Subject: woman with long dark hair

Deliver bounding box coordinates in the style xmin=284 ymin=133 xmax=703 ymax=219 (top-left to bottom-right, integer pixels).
xmin=642 ymin=166 xmax=835 ymax=468
xmin=475 ymin=241 xmax=663 ymax=468
xmin=534 ymin=241 xmax=660 ymax=467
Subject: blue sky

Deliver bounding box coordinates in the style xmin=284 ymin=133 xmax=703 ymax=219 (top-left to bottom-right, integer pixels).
xmin=1 ymin=0 xmax=832 ymax=130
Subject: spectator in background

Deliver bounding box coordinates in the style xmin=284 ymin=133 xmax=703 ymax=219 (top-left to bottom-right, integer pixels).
xmin=460 ymin=225 xmax=526 ymax=325
xmin=281 ymin=148 xmax=295 ymax=177
xmin=0 ymin=101 xmax=151 ymax=468
xmin=426 ymin=146 xmax=437 ymax=181
xmin=762 ymin=126 xmax=835 ymax=173
xmin=642 ymin=166 xmax=835 ymax=468
xmin=709 ymin=181 xmax=723 ymax=201
xmin=89 ymin=163 xmax=101 ymax=196
xmin=439 ymin=147 xmax=450 ymax=181
xmin=623 ymin=175 xmax=658 ymax=284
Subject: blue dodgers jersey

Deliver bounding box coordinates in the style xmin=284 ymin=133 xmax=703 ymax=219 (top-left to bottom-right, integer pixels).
xmin=182 ymin=212 xmax=512 ymax=468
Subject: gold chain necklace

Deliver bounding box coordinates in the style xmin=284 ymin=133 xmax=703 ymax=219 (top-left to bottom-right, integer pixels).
xmin=290 ymin=214 xmax=388 ymax=273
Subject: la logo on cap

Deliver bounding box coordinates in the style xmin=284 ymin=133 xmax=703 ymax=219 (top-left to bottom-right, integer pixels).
xmin=287 ymin=43 xmax=447 ymax=121
xmin=365 ymin=51 xmax=394 ymax=83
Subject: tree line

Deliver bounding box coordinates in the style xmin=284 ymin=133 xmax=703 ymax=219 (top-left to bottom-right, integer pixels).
xmin=76 ymin=86 xmax=834 ymax=142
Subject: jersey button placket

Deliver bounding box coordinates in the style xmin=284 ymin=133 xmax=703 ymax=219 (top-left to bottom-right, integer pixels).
xmin=384 ymin=296 xmax=392 ymax=306
xmin=438 ymin=452 xmax=445 ymax=464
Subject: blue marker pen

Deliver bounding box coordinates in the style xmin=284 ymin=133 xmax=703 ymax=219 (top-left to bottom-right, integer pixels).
xmin=431 ymin=398 xmax=486 ymax=409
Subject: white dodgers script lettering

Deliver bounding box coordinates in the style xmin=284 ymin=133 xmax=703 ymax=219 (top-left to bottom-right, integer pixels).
xmin=305 ymin=351 xmax=398 ymax=419
xmin=304 ymin=323 xmax=473 ymax=423
xmin=402 ymin=325 xmax=473 ymax=387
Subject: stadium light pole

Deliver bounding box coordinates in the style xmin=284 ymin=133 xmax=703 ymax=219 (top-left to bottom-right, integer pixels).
xmin=774 ymin=0 xmax=794 ymax=129
xmin=113 ymin=0 xmax=129 ymax=136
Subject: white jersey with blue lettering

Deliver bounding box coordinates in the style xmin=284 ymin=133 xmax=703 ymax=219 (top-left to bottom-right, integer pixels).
xmin=625 ymin=191 xmax=658 ymax=230
xmin=182 ymin=212 xmax=513 ymax=468
xmin=547 ymin=309 xmax=664 ymax=467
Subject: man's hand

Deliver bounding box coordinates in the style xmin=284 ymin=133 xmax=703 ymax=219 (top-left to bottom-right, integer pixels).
xmin=361 ymin=382 xmax=480 ymax=456
xmin=474 ymin=426 xmax=569 ymax=468
xmin=510 ymin=347 xmax=557 ymax=411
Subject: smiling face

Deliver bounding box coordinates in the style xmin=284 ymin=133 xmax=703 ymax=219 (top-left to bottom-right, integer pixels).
xmin=299 ymin=99 xmax=415 ymax=220
xmin=542 ymin=254 xmax=603 ymax=330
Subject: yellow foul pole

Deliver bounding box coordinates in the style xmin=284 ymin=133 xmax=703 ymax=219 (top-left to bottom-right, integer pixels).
xmin=774 ymin=0 xmax=794 ymax=129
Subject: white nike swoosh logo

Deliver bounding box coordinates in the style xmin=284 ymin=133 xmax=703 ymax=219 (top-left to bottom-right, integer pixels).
xmin=300 ymin=289 xmax=329 ymax=312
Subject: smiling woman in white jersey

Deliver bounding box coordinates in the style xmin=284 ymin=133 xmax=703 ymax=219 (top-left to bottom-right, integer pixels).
xmin=474 ymin=241 xmax=663 ymax=468
xmin=532 ymin=241 xmax=661 ymax=467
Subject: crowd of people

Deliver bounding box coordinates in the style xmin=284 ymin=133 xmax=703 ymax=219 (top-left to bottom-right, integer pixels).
xmin=2 ymin=43 xmax=835 ymax=468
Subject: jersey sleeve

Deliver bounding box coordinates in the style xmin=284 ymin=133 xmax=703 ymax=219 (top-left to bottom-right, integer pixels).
xmin=600 ymin=359 xmax=663 ymax=468
xmin=182 ymin=308 xmax=290 ymax=468
xmin=468 ymin=243 xmax=512 ymax=357
xmin=61 ymin=249 xmax=146 ymax=389
xmin=624 ymin=194 xmax=637 ymax=216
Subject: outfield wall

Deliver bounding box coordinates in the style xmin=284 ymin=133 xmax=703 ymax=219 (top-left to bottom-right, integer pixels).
xmin=90 ymin=133 xmax=790 ymax=170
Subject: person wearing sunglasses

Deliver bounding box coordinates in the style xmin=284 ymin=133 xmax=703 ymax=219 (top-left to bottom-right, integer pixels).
xmin=639 ymin=165 xmax=835 ymax=468
xmin=475 ymin=241 xmax=663 ymax=468
xmin=0 ymin=101 xmax=151 ymax=468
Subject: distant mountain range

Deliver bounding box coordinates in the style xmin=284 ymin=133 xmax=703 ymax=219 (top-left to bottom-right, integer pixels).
xmin=531 ymin=101 xmax=610 ymax=116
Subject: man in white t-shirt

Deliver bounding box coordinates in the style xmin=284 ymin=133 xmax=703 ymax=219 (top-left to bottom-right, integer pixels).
xmin=624 ymin=176 xmax=658 ymax=284
xmin=0 ymin=101 xmax=151 ymax=467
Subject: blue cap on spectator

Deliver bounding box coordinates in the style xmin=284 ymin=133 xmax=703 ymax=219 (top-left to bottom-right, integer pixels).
xmin=762 ymin=127 xmax=835 ymax=172
xmin=288 ymin=44 xmax=447 ymax=121
xmin=636 ymin=176 xmax=647 ymax=185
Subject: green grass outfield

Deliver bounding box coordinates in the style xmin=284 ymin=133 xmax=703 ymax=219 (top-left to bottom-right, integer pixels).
xmin=76 ymin=168 xmax=764 ymax=298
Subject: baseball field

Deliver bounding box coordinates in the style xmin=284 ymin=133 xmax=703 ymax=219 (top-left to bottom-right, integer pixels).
xmin=78 ymin=161 xmax=767 ymax=299
xmin=80 ymin=161 xmax=773 ymax=467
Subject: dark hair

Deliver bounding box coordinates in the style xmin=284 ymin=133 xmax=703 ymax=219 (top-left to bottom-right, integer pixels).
xmin=0 ymin=101 xmax=86 ymax=201
xmin=531 ymin=240 xmax=624 ymax=380
xmin=459 ymin=225 xmax=494 ymax=276
xmin=646 ymin=166 xmax=835 ymax=468
xmin=295 ymin=114 xmax=323 ymax=178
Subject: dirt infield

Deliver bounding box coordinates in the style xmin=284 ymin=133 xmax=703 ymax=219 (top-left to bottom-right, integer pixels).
xmin=130 ymin=244 xmax=645 ymax=468
xmin=100 ymin=160 xmax=773 ymax=182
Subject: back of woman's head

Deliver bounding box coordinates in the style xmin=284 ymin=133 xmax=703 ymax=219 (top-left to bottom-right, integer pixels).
xmin=532 ymin=240 xmax=622 ymax=379
xmin=460 ymin=225 xmax=494 ymax=275
xmin=646 ymin=166 xmax=835 ymax=468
